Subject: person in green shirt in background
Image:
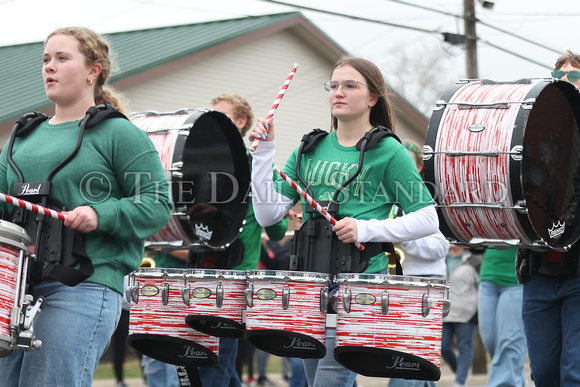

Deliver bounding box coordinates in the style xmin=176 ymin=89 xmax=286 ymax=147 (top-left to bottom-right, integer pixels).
xmin=478 ymin=247 xmax=528 ymax=387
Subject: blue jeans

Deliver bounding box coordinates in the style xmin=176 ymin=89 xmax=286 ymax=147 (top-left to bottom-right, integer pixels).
xmin=441 ymin=322 xmax=476 ymax=385
xmin=303 ymin=328 xmax=357 ymax=387
xmin=387 ymin=379 xmax=436 ymax=387
xmin=0 ymin=281 xmax=121 ymax=387
xmin=478 ymin=280 xmax=527 ymax=387
xmin=523 ymin=273 xmax=580 ymax=386
xmin=289 ymin=357 xmax=308 ymax=387
xmin=198 ymin=337 xmax=241 ymax=387
xmin=142 ymin=356 xmax=179 ymax=387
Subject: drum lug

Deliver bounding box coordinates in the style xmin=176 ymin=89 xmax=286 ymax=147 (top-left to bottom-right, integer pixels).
xmin=515 ymin=200 xmax=528 ymax=214
xmin=162 ymin=283 xmax=169 ymax=305
xmin=381 ymin=290 xmax=389 ymax=315
xmin=244 ymin=285 xmax=254 ymax=308
xmin=129 ymin=283 xmax=139 ymax=304
xmin=216 ymin=283 xmax=224 ymax=309
xmin=21 ymin=295 xmax=43 ymax=331
xmin=443 ymin=286 xmax=451 ymax=317
xmin=422 ymin=294 xmax=431 ymax=317
xmin=182 ymin=284 xmax=190 ymax=306
xmin=422 ymin=145 xmax=433 ymax=161
xmin=320 ymin=288 xmax=328 ymax=312
xmin=521 ymin=98 xmax=535 ymax=109
xmin=282 ymin=285 xmax=290 ymax=310
xmin=342 ymin=288 xmax=352 ymax=313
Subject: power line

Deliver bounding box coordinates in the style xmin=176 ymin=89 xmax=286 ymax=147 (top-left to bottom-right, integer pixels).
xmin=385 ymin=0 xmax=560 ymax=54
xmin=260 ymin=0 xmax=553 ymax=70
xmin=261 ymin=0 xmax=442 ymax=34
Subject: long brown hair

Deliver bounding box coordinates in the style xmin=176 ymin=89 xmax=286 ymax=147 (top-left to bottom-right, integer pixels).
xmin=331 ymin=57 xmax=396 ymax=133
xmin=46 ymin=27 xmax=127 ymax=115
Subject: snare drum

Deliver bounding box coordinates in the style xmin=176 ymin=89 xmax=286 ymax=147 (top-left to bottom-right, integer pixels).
xmin=127 ymin=268 xmax=219 ymax=366
xmin=334 ymin=273 xmax=449 ymax=381
xmin=0 ymin=220 xmax=31 ymax=357
xmin=424 ymin=79 xmax=580 ymax=249
xmin=131 ymin=109 xmax=250 ymax=250
xmin=183 ymin=269 xmax=246 ymax=338
xmin=244 ymin=270 xmax=329 ymax=358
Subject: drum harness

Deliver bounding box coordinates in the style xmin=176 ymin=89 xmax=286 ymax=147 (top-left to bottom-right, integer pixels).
xmin=289 ymin=126 xmax=402 ymax=278
xmin=3 ymin=104 xmax=127 ymax=288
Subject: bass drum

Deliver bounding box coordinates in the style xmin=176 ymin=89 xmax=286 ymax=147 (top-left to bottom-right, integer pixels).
xmin=424 ymin=79 xmax=580 ymax=250
xmin=132 ymin=109 xmax=250 ymax=250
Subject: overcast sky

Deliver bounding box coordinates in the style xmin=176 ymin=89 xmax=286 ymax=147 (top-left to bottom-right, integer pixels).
xmin=1 ymin=0 xmax=578 ymax=83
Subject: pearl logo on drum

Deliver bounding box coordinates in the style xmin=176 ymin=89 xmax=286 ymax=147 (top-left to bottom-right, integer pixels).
xmin=192 ymin=287 xmax=212 ymax=299
xmin=256 ymin=288 xmax=277 ymax=300
xmin=283 ymin=337 xmax=317 ymax=350
xmin=178 ymin=345 xmax=210 ymax=360
xmin=141 ymin=285 xmax=159 ymax=296
xmin=355 ymin=293 xmax=376 ymax=305
xmin=385 ymin=355 xmax=421 ymax=372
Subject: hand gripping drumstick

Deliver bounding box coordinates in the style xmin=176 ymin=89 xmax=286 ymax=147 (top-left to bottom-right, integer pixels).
xmin=249 ymin=63 xmax=299 ymax=152
xmin=0 ymin=192 xmax=66 ymax=221
xmin=272 ymin=166 xmax=365 ymax=251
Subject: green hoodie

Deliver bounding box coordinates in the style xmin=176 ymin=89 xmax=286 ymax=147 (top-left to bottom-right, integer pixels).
xmin=0 ymin=116 xmax=172 ymax=294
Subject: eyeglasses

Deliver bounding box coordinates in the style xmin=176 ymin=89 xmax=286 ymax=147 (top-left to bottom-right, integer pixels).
xmin=324 ymin=80 xmax=367 ymax=93
xmin=405 ymin=142 xmax=421 ymax=159
xmin=551 ymin=69 xmax=580 ymax=82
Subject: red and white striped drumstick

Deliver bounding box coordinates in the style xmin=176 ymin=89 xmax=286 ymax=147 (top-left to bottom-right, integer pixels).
xmin=249 ymin=63 xmax=299 ymax=152
xmin=0 ymin=192 xmax=66 ymax=221
xmin=273 ymin=166 xmax=364 ymax=251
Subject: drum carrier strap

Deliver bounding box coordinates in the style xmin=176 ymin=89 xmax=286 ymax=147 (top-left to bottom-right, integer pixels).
xmin=289 ymin=126 xmax=401 ymax=276
xmin=3 ymin=104 xmax=127 ymax=287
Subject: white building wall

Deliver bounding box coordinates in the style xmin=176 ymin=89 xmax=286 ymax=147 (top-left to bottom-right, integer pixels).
xmin=124 ymin=30 xmax=335 ymax=169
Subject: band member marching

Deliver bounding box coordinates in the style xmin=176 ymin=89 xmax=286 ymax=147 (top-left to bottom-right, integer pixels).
xmin=248 ymin=56 xmax=439 ymax=386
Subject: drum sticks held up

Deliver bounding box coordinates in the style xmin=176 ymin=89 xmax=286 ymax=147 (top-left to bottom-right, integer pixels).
xmin=0 ymin=192 xmax=66 ymax=221
xmin=273 ymin=166 xmax=365 ymax=251
xmin=249 ymin=63 xmax=299 ymax=152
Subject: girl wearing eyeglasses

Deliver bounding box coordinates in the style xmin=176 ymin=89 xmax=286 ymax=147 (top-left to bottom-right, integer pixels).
xmin=248 ymin=57 xmax=439 ymax=387
xmin=522 ymin=50 xmax=580 ymax=386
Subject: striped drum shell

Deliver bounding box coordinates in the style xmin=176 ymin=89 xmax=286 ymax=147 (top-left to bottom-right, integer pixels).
xmin=184 ymin=269 xmax=247 ymax=338
xmin=0 ymin=220 xmax=30 ymax=355
xmin=335 ymin=273 xmax=448 ymax=381
xmin=127 ymin=268 xmax=219 ymax=367
xmin=425 ymin=79 xmax=580 ymax=249
xmin=244 ymin=270 xmax=329 ymax=359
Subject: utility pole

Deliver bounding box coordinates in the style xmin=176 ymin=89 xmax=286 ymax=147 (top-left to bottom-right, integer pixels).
xmin=464 ymin=0 xmax=479 ymax=78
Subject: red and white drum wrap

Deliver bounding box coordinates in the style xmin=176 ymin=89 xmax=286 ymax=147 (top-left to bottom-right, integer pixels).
xmin=433 ymin=82 xmax=533 ymax=243
xmin=244 ymin=270 xmax=329 ymax=358
xmin=127 ymin=268 xmax=219 ymax=366
xmin=335 ymin=274 xmax=448 ymax=380
xmin=0 ymin=221 xmax=30 ymax=354
xmin=426 ymin=79 xmax=580 ymax=249
xmin=131 ymin=114 xmax=190 ymax=244
xmin=184 ymin=269 xmax=247 ymax=338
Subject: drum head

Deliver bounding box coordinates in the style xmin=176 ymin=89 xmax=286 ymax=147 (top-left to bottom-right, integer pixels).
xmin=521 ymin=81 xmax=580 ymax=248
xmin=128 ymin=334 xmax=218 ymax=367
xmin=180 ymin=110 xmax=250 ymax=249
xmin=334 ymin=346 xmax=441 ymax=380
xmin=134 ymin=110 xmax=250 ymax=250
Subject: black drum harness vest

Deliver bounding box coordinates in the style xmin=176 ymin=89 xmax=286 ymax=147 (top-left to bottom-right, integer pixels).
xmin=4 ymin=104 xmax=127 ymax=287
xmin=289 ymin=126 xmax=401 ymax=277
